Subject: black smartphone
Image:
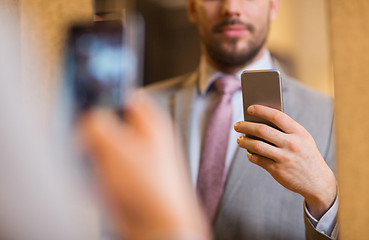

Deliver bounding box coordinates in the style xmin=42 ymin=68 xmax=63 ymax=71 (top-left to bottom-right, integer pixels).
xmin=241 ymin=69 xmax=284 ymax=141
xmin=64 ymin=20 xmax=136 ymax=114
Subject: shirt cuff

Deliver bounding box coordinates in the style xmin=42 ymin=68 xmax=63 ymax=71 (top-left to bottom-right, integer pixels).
xmin=304 ymin=196 xmax=338 ymax=238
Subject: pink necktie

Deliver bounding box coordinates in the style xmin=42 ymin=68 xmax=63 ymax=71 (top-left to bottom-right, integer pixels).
xmin=197 ymin=76 xmax=241 ymax=221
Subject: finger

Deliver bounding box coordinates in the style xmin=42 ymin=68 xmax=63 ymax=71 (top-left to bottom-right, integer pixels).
xmin=237 ymin=136 xmax=284 ymax=162
xmin=79 ymin=109 xmax=130 ymax=159
xmin=234 ymin=121 xmax=286 ymax=147
xmin=125 ymin=94 xmax=173 ymax=137
xmin=247 ymin=152 xmax=275 ymax=173
xmin=247 ymin=105 xmax=301 ymax=134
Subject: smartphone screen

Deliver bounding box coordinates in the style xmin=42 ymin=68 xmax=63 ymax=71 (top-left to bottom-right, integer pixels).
xmin=241 ymin=70 xmax=284 ymax=140
xmin=65 ymin=20 xmax=136 ymax=113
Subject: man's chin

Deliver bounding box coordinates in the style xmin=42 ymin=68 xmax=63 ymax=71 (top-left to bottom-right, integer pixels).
xmin=208 ymin=38 xmax=265 ymax=65
xmin=208 ymin=47 xmax=262 ymax=68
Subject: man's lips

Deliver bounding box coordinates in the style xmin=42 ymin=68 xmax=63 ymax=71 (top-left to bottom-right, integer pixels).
xmin=213 ymin=19 xmax=253 ymax=38
xmin=218 ymin=25 xmax=247 ymax=37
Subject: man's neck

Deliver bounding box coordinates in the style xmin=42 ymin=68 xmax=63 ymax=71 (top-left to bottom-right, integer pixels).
xmin=198 ymin=47 xmax=274 ymax=94
xmin=203 ymin=45 xmax=268 ymax=75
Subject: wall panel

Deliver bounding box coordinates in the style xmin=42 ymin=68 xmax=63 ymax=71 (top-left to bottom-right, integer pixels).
xmin=20 ymin=0 xmax=93 ymax=116
xmin=329 ymin=0 xmax=369 ymax=239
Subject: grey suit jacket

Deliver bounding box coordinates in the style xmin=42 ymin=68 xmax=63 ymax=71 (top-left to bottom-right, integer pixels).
xmin=145 ymin=70 xmax=336 ymax=240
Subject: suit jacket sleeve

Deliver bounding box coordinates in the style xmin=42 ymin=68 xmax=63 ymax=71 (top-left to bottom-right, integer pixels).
xmin=305 ymin=114 xmax=338 ymax=240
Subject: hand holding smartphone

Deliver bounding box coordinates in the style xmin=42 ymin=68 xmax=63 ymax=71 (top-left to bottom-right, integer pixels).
xmin=241 ymin=70 xmax=284 ymax=142
xmin=60 ymin=19 xmax=143 ymax=239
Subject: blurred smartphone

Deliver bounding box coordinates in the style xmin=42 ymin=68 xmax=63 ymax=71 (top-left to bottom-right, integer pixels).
xmin=64 ymin=20 xmax=137 ymax=115
xmin=61 ymin=20 xmax=141 ymax=239
xmin=241 ymin=70 xmax=284 ymax=141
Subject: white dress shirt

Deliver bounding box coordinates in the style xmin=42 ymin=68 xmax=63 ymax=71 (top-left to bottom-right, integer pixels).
xmin=188 ymin=50 xmax=338 ymax=238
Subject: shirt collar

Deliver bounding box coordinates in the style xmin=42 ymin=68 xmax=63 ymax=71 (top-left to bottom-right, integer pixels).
xmin=198 ymin=50 xmax=274 ymax=95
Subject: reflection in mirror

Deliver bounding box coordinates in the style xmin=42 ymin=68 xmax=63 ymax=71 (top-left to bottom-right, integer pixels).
xmin=139 ymin=0 xmax=337 ymax=239
xmin=139 ymin=0 xmax=334 ymax=97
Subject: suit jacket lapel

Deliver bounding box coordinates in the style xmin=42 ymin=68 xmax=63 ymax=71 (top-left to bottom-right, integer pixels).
xmin=221 ymin=147 xmax=247 ymax=202
xmin=171 ymin=71 xmax=198 ymax=159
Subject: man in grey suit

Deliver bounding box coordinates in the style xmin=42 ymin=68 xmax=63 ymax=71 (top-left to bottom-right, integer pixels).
xmin=146 ymin=0 xmax=338 ymax=239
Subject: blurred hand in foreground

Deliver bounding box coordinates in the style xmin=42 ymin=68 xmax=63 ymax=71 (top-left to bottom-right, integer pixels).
xmin=78 ymin=95 xmax=210 ymax=240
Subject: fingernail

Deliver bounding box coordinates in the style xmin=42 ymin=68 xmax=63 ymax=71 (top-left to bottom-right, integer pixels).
xmin=234 ymin=122 xmax=240 ymax=131
xmin=248 ymin=106 xmax=255 ymax=114
xmin=237 ymin=136 xmax=242 ymax=144
xmin=247 ymin=152 xmax=252 ymax=160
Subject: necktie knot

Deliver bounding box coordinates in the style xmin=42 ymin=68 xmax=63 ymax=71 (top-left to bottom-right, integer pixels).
xmin=214 ymin=76 xmax=241 ymax=95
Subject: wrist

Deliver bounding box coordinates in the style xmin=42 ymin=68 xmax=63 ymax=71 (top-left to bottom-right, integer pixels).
xmin=304 ymin=170 xmax=337 ymax=220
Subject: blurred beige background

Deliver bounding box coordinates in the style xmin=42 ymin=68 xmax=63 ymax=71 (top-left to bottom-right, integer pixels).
xmin=269 ymin=0 xmax=333 ymax=96
xmin=18 ymin=1 xmax=98 ymax=238
xmin=20 ymin=0 xmax=93 ymax=117
xmin=329 ymin=0 xmax=369 ymax=239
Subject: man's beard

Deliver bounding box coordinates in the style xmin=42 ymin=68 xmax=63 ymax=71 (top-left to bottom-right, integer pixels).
xmin=202 ymin=19 xmax=268 ymax=68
